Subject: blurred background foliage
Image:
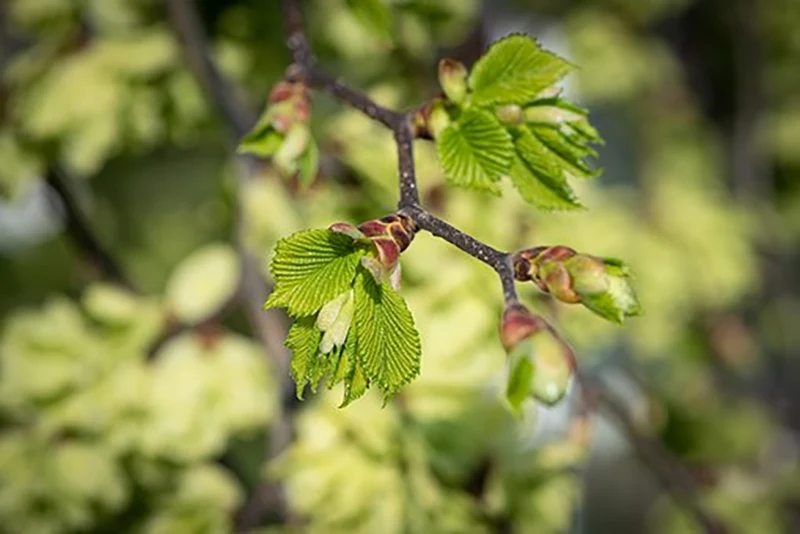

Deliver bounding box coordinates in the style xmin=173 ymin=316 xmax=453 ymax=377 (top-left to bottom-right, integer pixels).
xmin=1 ymin=0 xmax=799 ymax=533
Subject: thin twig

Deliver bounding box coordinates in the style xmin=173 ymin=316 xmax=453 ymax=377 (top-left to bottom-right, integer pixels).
xmin=580 ymin=375 xmax=727 ymax=534
xmin=44 ymin=169 xmax=133 ymax=288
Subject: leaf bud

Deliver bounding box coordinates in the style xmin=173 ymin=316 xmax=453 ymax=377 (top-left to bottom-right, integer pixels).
xmin=500 ymin=304 xmax=575 ymax=410
xmin=438 ymin=58 xmax=469 ymax=105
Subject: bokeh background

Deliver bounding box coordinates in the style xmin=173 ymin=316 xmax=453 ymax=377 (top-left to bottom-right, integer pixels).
xmin=1 ymin=0 xmax=799 ymax=532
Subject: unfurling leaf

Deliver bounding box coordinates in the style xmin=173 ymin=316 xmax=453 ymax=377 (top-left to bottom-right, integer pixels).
xmin=436 ymin=108 xmax=513 ymax=193
xmin=438 ymin=58 xmax=468 ymax=105
xmin=266 ymin=229 xmax=363 ymax=317
xmin=468 ymin=34 xmax=571 ymax=106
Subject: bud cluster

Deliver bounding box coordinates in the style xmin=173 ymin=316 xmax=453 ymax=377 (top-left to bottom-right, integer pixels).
xmin=238 ymin=79 xmax=316 ymax=183
xmin=330 ymin=213 xmax=418 ymax=290
xmin=512 ymin=246 xmax=641 ymax=323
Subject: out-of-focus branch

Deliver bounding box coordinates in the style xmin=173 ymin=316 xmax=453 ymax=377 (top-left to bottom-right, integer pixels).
xmin=165 ymin=0 xmax=255 ymax=138
xmin=580 ymin=375 xmax=727 ymax=534
xmin=44 ymin=168 xmax=133 ymax=289
xmin=165 ymin=0 xmax=294 ymax=528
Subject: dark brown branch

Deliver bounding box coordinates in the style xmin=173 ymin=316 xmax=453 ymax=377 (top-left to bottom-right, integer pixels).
xmin=402 ymin=205 xmax=518 ymax=303
xmin=45 ymin=169 xmax=133 ymax=289
xmin=580 ymin=375 xmax=727 ymax=534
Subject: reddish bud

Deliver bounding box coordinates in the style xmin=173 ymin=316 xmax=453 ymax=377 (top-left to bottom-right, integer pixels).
xmin=500 ymin=303 xmax=548 ymax=352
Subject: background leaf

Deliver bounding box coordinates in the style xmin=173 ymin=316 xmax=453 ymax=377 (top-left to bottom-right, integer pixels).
xmin=164 ymin=243 xmax=239 ymax=324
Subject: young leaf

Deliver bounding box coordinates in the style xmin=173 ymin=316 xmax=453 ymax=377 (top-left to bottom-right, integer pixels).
xmin=353 ymin=269 xmax=421 ymax=396
xmin=339 ymin=332 xmax=369 ymax=407
xmin=346 ymin=0 xmax=393 ymax=45
xmin=507 ymin=155 xmax=581 ymax=211
xmin=579 ymin=260 xmax=642 ymax=324
xmin=266 ymin=229 xmax=363 ymax=316
xmin=285 ymin=316 xmax=323 ymax=399
xmin=436 ymin=108 xmax=513 ymax=194
xmin=468 ymin=35 xmax=571 ymax=106
xmin=510 ymin=128 xmax=582 ymax=210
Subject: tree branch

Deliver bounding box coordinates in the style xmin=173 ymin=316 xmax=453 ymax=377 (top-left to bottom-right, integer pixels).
xmin=279 ymin=4 xmax=729 ymax=533
xmin=44 ymin=168 xmax=133 ymax=289
xmin=580 ymin=375 xmax=727 ymax=534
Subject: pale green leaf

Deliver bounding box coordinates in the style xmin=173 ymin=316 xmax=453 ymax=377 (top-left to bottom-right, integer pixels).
xmin=165 ymin=243 xmax=239 ymax=324
xmin=285 ymin=316 xmax=323 ymax=399
xmin=353 ymin=270 xmax=421 ymax=396
xmin=335 ymin=332 xmax=369 ymax=406
xmin=510 ymin=128 xmax=582 ymax=209
xmin=436 ymin=108 xmax=513 ymax=194
xmin=468 ymin=34 xmax=571 ymax=106
xmin=266 ymin=229 xmax=363 ymax=317
xmin=346 ymin=0 xmax=393 ymax=44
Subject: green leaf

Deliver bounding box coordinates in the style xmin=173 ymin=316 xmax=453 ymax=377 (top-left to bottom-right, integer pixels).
xmin=338 ymin=332 xmax=369 ymax=407
xmin=436 ymin=108 xmax=513 ymax=194
xmin=579 ymin=259 xmax=641 ymax=324
xmin=353 ymin=269 xmax=421 ymax=396
xmin=507 ymin=155 xmax=581 ymax=211
xmin=266 ymin=229 xmax=364 ymax=317
xmin=285 ymin=316 xmax=323 ymax=399
xmin=238 ymin=112 xmax=283 ymax=157
xmin=510 ymin=128 xmax=582 ymax=210
xmin=346 ymin=0 xmax=393 ymax=44
xmin=468 ymin=35 xmax=571 ymax=106
xmin=531 ymin=126 xmax=599 ymax=177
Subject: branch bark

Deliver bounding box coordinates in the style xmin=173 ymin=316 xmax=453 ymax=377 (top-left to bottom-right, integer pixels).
xmin=45 ymin=169 xmax=133 ymax=289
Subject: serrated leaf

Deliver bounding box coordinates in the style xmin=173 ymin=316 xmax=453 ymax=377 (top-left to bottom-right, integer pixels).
xmin=436 ymin=108 xmax=513 ymax=194
xmin=285 ymin=316 xmax=323 ymax=399
xmin=266 ymin=229 xmax=363 ymax=317
xmin=510 ymin=128 xmax=582 ymax=209
xmin=338 ymin=332 xmax=369 ymax=407
xmin=346 ymin=0 xmax=394 ymax=44
xmin=507 ymin=155 xmax=581 ymax=211
xmin=353 ymin=269 xmax=421 ymax=396
xmin=469 ymin=35 xmax=571 ymax=106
